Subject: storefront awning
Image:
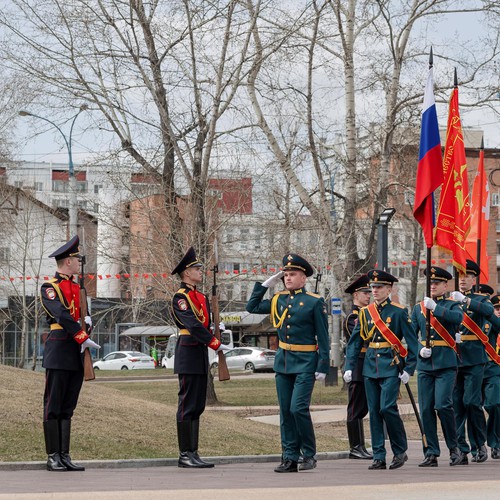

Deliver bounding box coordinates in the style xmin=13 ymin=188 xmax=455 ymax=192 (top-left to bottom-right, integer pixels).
xmin=219 ymin=311 xmax=268 ymax=327
xmin=119 ymin=325 xmax=178 ymax=337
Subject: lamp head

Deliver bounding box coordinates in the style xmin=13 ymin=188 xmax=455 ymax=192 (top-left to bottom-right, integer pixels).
xmin=18 ymin=110 xmax=32 ymax=117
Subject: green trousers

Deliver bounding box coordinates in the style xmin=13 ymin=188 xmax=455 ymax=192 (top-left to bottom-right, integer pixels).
xmin=418 ymin=368 xmax=458 ymax=457
xmin=453 ymin=363 xmax=486 ymax=454
xmin=275 ymin=372 xmax=316 ymax=461
xmin=364 ymin=376 xmax=407 ymax=461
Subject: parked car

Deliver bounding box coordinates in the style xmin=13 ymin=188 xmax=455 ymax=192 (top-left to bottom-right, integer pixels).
xmin=211 ymin=347 xmax=276 ymax=373
xmin=93 ymin=351 xmax=156 ymax=371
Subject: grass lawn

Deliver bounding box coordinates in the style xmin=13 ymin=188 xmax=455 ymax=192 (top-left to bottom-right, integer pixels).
xmin=0 ymin=365 xmax=352 ymax=462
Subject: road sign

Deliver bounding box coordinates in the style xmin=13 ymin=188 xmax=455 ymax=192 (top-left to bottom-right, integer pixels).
xmin=331 ymin=297 xmax=342 ymax=315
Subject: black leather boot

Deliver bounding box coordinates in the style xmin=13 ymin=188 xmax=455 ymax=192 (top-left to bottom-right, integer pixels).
xmin=177 ymin=421 xmax=205 ymax=468
xmin=191 ymin=419 xmax=214 ymax=468
xmin=59 ymin=419 xmax=85 ymax=471
xmin=43 ymin=420 xmax=67 ymax=472
xmin=347 ymin=419 xmax=372 ymax=459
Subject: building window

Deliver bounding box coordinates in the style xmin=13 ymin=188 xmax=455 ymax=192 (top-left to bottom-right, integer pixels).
xmin=78 ymin=200 xmax=87 ymax=209
xmin=34 ymin=182 xmax=43 ymax=191
xmin=14 ymin=181 xmax=23 ymax=188
xmin=93 ymin=203 xmax=100 ymax=213
xmin=77 ymin=181 xmax=88 ymax=193
xmin=54 ymin=199 xmax=69 ymax=209
xmin=94 ymin=184 xmax=103 ymax=194
xmin=0 ymin=247 xmax=10 ymax=263
xmin=52 ymin=180 xmax=68 ymax=193
xmin=492 ymin=193 xmax=500 ymax=207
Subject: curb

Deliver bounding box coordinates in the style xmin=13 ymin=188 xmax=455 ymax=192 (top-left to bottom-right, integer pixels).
xmin=0 ymin=451 xmax=349 ymax=471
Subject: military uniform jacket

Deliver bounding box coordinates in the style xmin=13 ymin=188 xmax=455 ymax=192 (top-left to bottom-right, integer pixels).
xmin=246 ymin=283 xmax=330 ymax=375
xmin=458 ymin=291 xmax=493 ymax=367
xmin=344 ymin=305 xmax=366 ymax=381
xmin=411 ymin=297 xmax=462 ymax=372
xmin=41 ymin=272 xmax=89 ymax=371
xmin=346 ymin=298 xmax=417 ymax=378
xmin=483 ymin=315 xmax=500 ymax=377
xmin=170 ymin=282 xmax=219 ymax=375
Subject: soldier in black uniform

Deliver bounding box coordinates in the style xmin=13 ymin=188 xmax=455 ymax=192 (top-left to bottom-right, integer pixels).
xmin=343 ymin=275 xmax=372 ymax=459
xmin=170 ymin=247 xmax=230 ymax=468
xmin=41 ymin=235 xmax=100 ymax=472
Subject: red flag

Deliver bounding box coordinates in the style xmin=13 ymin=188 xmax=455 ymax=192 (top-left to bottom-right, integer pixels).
xmin=435 ymin=86 xmax=471 ymax=273
xmin=413 ymin=67 xmax=443 ymax=247
xmin=465 ymin=146 xmax=490 ymax=281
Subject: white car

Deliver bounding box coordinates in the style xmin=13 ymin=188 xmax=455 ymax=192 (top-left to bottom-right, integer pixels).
xmin=93 ymin=351 xmax=156 ymax=371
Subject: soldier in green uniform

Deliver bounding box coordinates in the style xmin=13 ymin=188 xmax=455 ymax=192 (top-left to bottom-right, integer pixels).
xmin=469 ymin=290 xmax=500 ymax=460
xmin=246 ymin=253 xmax=330 ymax=473
xmin=411 ymin=266 xmax=465 ymax=467
xmin=485 ymin=294 xmax=500 ymax=459
xmin=450 ymin=260 xmax=493 ymax=464
xmin=344 ymin=270 xmax=418 ymax=470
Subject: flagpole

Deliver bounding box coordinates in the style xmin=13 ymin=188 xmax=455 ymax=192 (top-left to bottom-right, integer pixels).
xmin=475 ymin=136 xmax=484 ymax=289
xmin=452 ymin=67 xmax=460 ymax=292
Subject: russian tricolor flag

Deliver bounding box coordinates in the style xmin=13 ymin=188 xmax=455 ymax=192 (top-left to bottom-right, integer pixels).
xmin=413 ymin=67 xmax=443 ymax=248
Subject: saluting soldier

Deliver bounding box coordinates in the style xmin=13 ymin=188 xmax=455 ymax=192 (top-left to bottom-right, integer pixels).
xmin=170 ymin=247 xmax=230 ymax=469
xmin=343 ymin=275 xmax=372 ymax=459
xmin=450 ymin=260 xmax=493 ymax=464
xmin=411 ymin=266 xmax=465 ymax=467
xmin=41 ymin=235 xmax=100 ymax=472
xmin=344 ymin=270 xmax=418 ymax=470
xmin=246 ymin=253 xmax=330 ymax=473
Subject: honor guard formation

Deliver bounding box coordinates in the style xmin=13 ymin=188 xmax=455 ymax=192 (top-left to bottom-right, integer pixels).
xmin=40 ymin=239 xmax=500 ymax=474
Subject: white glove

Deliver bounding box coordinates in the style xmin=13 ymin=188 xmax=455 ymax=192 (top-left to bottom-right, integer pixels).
xmin=398 ymin=370 xmax=410 ymax=384
xmin=80 ymin=338 xmax=100 ymax=353
xmin=262 ymin=271 xmax=284 ymax=288
xmin=215 ymin=343 xmax=231 ymax=353
xmin=455 ymin=332 xmax=462 ymax=343
xmin=343 ymin=370 xmax=352 ymax=383
xmin=219 ymin=322 xmax=226 ymax=331
xmin=420 ymin=347 xmax=432 ymax=358
xmin=423 ymin=297 xmax=436 ymax=311
xmin=84 ymin=316 xmax=92 ymax=327
xmin=315 ymin=372 xmax=326 ymax=381
xmin=450 ymin=291 xmax=466 ymax=302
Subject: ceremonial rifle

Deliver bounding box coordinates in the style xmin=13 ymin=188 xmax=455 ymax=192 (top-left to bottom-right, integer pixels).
xmin=79 ymin=255 xmax=95 ymax=381
xmin=391 ymin=348 xmax=427 ymax=448
xmin=211 ymin=248 xmax=230 ymax=381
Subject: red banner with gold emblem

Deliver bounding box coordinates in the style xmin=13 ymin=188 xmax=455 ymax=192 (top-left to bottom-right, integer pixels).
xmin=435 ymin=87 xmax=471 ymax=273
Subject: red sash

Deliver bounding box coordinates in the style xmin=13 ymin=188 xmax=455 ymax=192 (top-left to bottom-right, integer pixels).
xmin=420 ymin=302 xmax=458 ymax=353
xmin=462 ymin=313 xmax=500 ymax=365
xmin=366 ymin=303 xmax=408 ymax=357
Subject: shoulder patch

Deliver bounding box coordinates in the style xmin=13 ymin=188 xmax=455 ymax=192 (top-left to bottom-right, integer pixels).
xmin=177 ymin=298 xmax=188 ymax=311
xmin=391 ymin=302 xmax=406 ymax=309
xmin=45 ymin=287 xmax=56 ymax=300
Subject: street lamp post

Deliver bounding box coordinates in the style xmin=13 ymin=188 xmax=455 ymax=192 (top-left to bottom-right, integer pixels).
xmin=19 ymin=105 xmax=88 ymax=236
xmin=376 ymin=208 xmax=396 ymax=271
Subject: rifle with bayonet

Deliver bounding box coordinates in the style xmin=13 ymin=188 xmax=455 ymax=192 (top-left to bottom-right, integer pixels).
xmin=79 ymin=255 xmax=95 ymax=381
xmin=211 ymin=260 xmax=230 ymax=382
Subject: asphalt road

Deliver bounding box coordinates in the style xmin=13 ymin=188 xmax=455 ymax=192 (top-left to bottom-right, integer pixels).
xmin=1 ymin=441 xmax=498 ymax=499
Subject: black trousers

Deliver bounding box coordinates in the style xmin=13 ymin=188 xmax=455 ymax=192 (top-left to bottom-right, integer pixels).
xmin=44 ymin=369 xmax=84 ymax=421
xmin=347 ymin=378 xmax=369 ymax=421
xmin=177 ymin=374 xmax=207 ymax=422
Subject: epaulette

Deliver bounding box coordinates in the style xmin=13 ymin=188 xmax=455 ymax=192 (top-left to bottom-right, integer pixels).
xmin=352 ymin=309 xmax=359 ymax=315
xmin=44 ymin=278 xmax=58 ymax=284
xmin=176 ymin=287 xmax=187 ymax=295
xmin=275 ymin=290 xmax=289 ymax=296
xmin=391 ymin=302 xmax=406 ymax=309
xmin=306 ymin=291 xmax=321 ymax=298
